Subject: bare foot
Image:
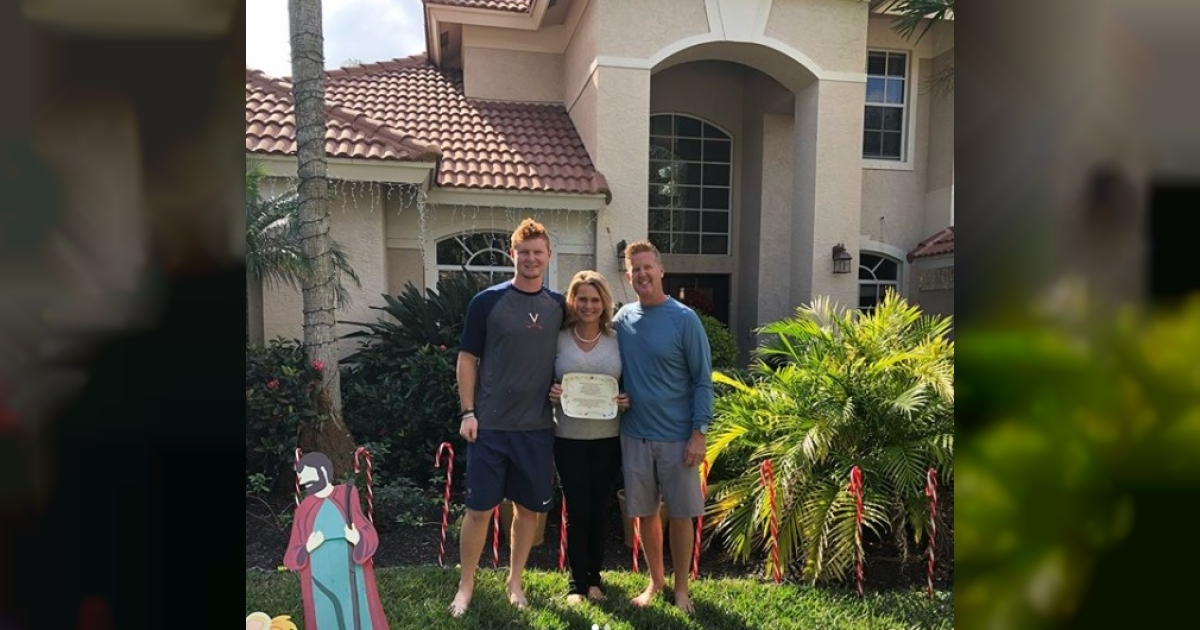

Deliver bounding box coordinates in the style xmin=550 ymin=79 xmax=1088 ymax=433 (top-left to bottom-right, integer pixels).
xmin=449 ymin=587 xmax=472 ymax=618
xmin=506 ymin=582 xmax=529 ymax=610
xmin=631 ymin=583 xmax=662 ymax=608
xmin=674 ymin=590 xmax=695 ymax=615
xmin=587 ymin=586 xmax=605 ymax=601
xmin=566 ymin=593 xmax=586 ymax=606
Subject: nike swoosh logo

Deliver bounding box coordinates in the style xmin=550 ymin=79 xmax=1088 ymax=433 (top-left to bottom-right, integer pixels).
xmin=543 ymin=498 xmax=553 ymax=506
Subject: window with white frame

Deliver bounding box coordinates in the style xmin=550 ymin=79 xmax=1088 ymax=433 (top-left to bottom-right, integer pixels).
xmin=863 ymin=51 xmax=908 ymax=161
xmin=648 ymin=114 xmax=732 ymax=255
xmin=436 ymin=232 xmax=513 ymax=287
xmin=858 ymin=252 xmax=900 ymax=312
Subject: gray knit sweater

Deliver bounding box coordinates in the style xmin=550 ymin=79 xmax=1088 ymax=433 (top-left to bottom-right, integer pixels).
xmin=553 ymin=329 xmax=622 ymax=440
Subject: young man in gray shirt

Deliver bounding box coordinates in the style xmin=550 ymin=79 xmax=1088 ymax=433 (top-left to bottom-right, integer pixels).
xmin=450 ymin=218 xmax=565 ymax=617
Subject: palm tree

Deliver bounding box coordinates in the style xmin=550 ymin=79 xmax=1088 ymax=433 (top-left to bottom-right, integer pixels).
xmin=245 ymin=159 xmax=360 ymax=316
xmin=704 ymin=290 xmax=954 ymax=582
xmin=288 ymin=0 xmax=357 ymax=476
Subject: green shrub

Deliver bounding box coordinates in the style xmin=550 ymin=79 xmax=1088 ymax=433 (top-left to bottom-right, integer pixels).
xmin=246 ymin=338 xmax=322 ymax=491
xmin=696 ymin=310 xmax=739 ymax=369
xmin=341 ymin=344 xmax=460 ymax=486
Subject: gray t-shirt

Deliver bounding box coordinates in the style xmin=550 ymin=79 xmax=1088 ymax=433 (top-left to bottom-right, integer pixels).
xmin=459 ymin=280 xmax=565 ymax=431
xmin=553 ymin=329 xmax=622 ymax=440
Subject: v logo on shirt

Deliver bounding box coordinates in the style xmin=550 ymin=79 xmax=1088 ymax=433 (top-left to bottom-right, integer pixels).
xmin=527 ymin=312 xmax=542 ymax=329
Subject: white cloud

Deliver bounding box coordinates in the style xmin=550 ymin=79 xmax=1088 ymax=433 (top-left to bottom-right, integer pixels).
xmin=246 ymin=0 xmax=426 ymax=78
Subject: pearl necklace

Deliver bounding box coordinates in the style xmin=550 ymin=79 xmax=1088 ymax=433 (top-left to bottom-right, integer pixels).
xmin=572 ymin=326 xmax=601 ymax=344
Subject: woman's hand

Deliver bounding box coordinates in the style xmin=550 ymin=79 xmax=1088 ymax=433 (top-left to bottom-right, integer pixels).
xmin=549 ymin=383 xmax=563 ymax=405
xmin=615 ymin=393 xmax=630 ymax=411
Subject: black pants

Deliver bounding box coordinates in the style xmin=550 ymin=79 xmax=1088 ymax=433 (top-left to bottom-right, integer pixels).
xmin=553 ymin=436 xmax=622 ymax=595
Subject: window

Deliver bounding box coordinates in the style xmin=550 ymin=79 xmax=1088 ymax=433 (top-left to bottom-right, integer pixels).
xmin=863 ymin=51 xmax=907 ymax=160
xmin=436 ymin=232 xmax=513 ymax=287
xmin=859 ymin=252 xmax=900 ymax=312
xmin=647 ymin=114 xmax=732 ymax=255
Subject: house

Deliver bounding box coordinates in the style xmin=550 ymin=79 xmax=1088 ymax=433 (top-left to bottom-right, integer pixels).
xmin=246 ymin=0 xmax=954 ymax=359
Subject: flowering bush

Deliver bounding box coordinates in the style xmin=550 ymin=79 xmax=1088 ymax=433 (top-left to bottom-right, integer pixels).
xmin=246 ymin=338 xmax=322 ymax=490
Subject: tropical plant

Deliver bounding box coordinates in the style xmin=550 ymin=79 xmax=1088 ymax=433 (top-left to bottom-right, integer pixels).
xmin=245 ymin=160 xmax=361 ymax=307
xmin=704 ymin=289 xmax=954 ymax=583
xmin=341 ymin=271 xmax=482 ymax=360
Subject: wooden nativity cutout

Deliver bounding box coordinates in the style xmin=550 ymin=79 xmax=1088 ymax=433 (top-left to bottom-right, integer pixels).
xmin=284 ymin=452 xmax=390 ymax=630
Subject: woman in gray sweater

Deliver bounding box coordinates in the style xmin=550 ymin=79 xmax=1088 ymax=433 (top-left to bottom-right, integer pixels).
xmin=548 ymin=270 xmax=629 ymax=604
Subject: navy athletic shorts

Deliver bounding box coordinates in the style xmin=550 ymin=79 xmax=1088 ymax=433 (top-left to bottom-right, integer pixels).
xmin=464 ymin=428 xmax=556 ymax=513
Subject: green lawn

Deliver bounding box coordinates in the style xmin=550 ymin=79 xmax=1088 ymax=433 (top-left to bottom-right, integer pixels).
xmin=247 ymin=566 xmax=952 ymax=629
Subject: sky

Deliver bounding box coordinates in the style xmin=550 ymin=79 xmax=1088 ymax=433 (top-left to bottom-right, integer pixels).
xmin=246 ymin=0 xmax=426 ymax=78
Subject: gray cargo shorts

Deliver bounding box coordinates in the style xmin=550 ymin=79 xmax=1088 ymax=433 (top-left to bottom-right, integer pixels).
xmin=620 ymin=434 xmax=703 ymax=518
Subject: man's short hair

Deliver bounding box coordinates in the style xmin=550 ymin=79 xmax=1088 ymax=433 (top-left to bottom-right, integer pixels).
xmin=623 ymin=239 xmax=661 ymax=266
xmin=511 ymin=217 xmax=551 ymax=250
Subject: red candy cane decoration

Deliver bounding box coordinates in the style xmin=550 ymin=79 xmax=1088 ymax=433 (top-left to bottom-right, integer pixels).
xmin=631 ymin=516 xmax=641 ymax=573
xmin=692 ymin=459 xmax=710 ymax=580
xmin=492 ymin=506 xmax=501 ymax=568
xmin=558 ymin=495 xmax=569 ymax=572
xmin=293 ymin=447 xmax=303 ymax=507
xmin=849 ymin=466 xmax=865 ymax=598
xmin=434 ymin=442 xmax=454 ymax=567
xmin=760 ymin=460 xmax=781 ymax=584
xmin=353 ymin=447 xmax=374 ymax=524
xmin=926 ymin=468 xmax=938 ymax=599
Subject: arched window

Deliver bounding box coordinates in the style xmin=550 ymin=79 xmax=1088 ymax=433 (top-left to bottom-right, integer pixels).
xmin=648 ymin=114 xmax=732 ymax=255
xmin=436 ymin=232 xmax=513 ymax=287
xmin=858 ymin=252 xmax=900 ymax=313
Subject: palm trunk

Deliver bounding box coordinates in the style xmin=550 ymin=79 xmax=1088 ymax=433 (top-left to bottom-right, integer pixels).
xmin=288 ymin=0 xmax=355 ymax=476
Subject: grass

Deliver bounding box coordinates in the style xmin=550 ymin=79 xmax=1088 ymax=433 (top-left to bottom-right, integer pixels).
xmin=246 ymin=566 xmax=952 ymax=629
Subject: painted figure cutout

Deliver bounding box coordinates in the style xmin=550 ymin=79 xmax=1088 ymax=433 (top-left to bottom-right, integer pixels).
xmin=283 ymin=453 xmax=389 ymax=630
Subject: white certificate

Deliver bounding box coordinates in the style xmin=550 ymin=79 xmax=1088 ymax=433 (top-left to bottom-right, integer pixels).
xmin=560 ymin=373 xmax=619 ymax=420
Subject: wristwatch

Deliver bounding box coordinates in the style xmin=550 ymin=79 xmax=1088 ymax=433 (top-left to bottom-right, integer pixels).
xmin=696 ymin=424 xmax=709 ymax=435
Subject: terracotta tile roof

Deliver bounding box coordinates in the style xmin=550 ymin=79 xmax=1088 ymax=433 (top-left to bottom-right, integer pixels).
xmin=246 ymin=68 xmax=440 ymax=162
xmin=424 ymin=0 xmax=532 ymax=13
xmin=907 ymin=226 xmax=954 ymax=262
xmin=246 ymin=55 xmax=608 ymax=198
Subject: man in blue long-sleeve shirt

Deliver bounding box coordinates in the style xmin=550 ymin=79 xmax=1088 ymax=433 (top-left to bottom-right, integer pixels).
xmin=613 ymin=240 xmax=713 ymax=615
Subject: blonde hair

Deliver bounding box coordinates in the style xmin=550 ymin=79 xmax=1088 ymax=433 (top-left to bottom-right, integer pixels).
xmin=623 ymin=239 xmax=661 ymax=268
xmin=511 ymin=217 xmax=551 ymax=250
xmin=564 ymin=270 xmax=616 ymax=335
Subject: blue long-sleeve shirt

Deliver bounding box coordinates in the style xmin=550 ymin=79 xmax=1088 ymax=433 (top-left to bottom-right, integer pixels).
xmin=614 ymin=297 xmax=713 ymax=442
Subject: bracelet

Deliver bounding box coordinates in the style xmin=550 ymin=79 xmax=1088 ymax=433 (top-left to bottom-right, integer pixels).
xmin=460 ymin=408 xmax=475 ymax=418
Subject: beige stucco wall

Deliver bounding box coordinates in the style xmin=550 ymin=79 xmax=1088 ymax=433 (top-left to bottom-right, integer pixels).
xmin=260 ymin=182 xmax=388 ymax=358
xmin=755 ymin=112 xmax=796 ymax=329
xmin=386 ymin=249 xmax=425 ymax=296
xmin=564 ymin=0 xmax=599 ymax=161
xmin=794 ymin=79 xmax=863 ymax=310
xmin=563 ymin=0 xmax=597 ymax=119
xmin=765 ymin=0 xmax=867 ymax=74
xmin=462 ymin=46 xmax=564 ymax=103
xmin=912 ymin=256 xmax=954 ymax=320
xmin=591 ymin=66 xmax=651 ymax=284
xmin=924 ymin=48 xmax=954 ymax=235
xmin=597 ymin=0 xmax=709 ymax=59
